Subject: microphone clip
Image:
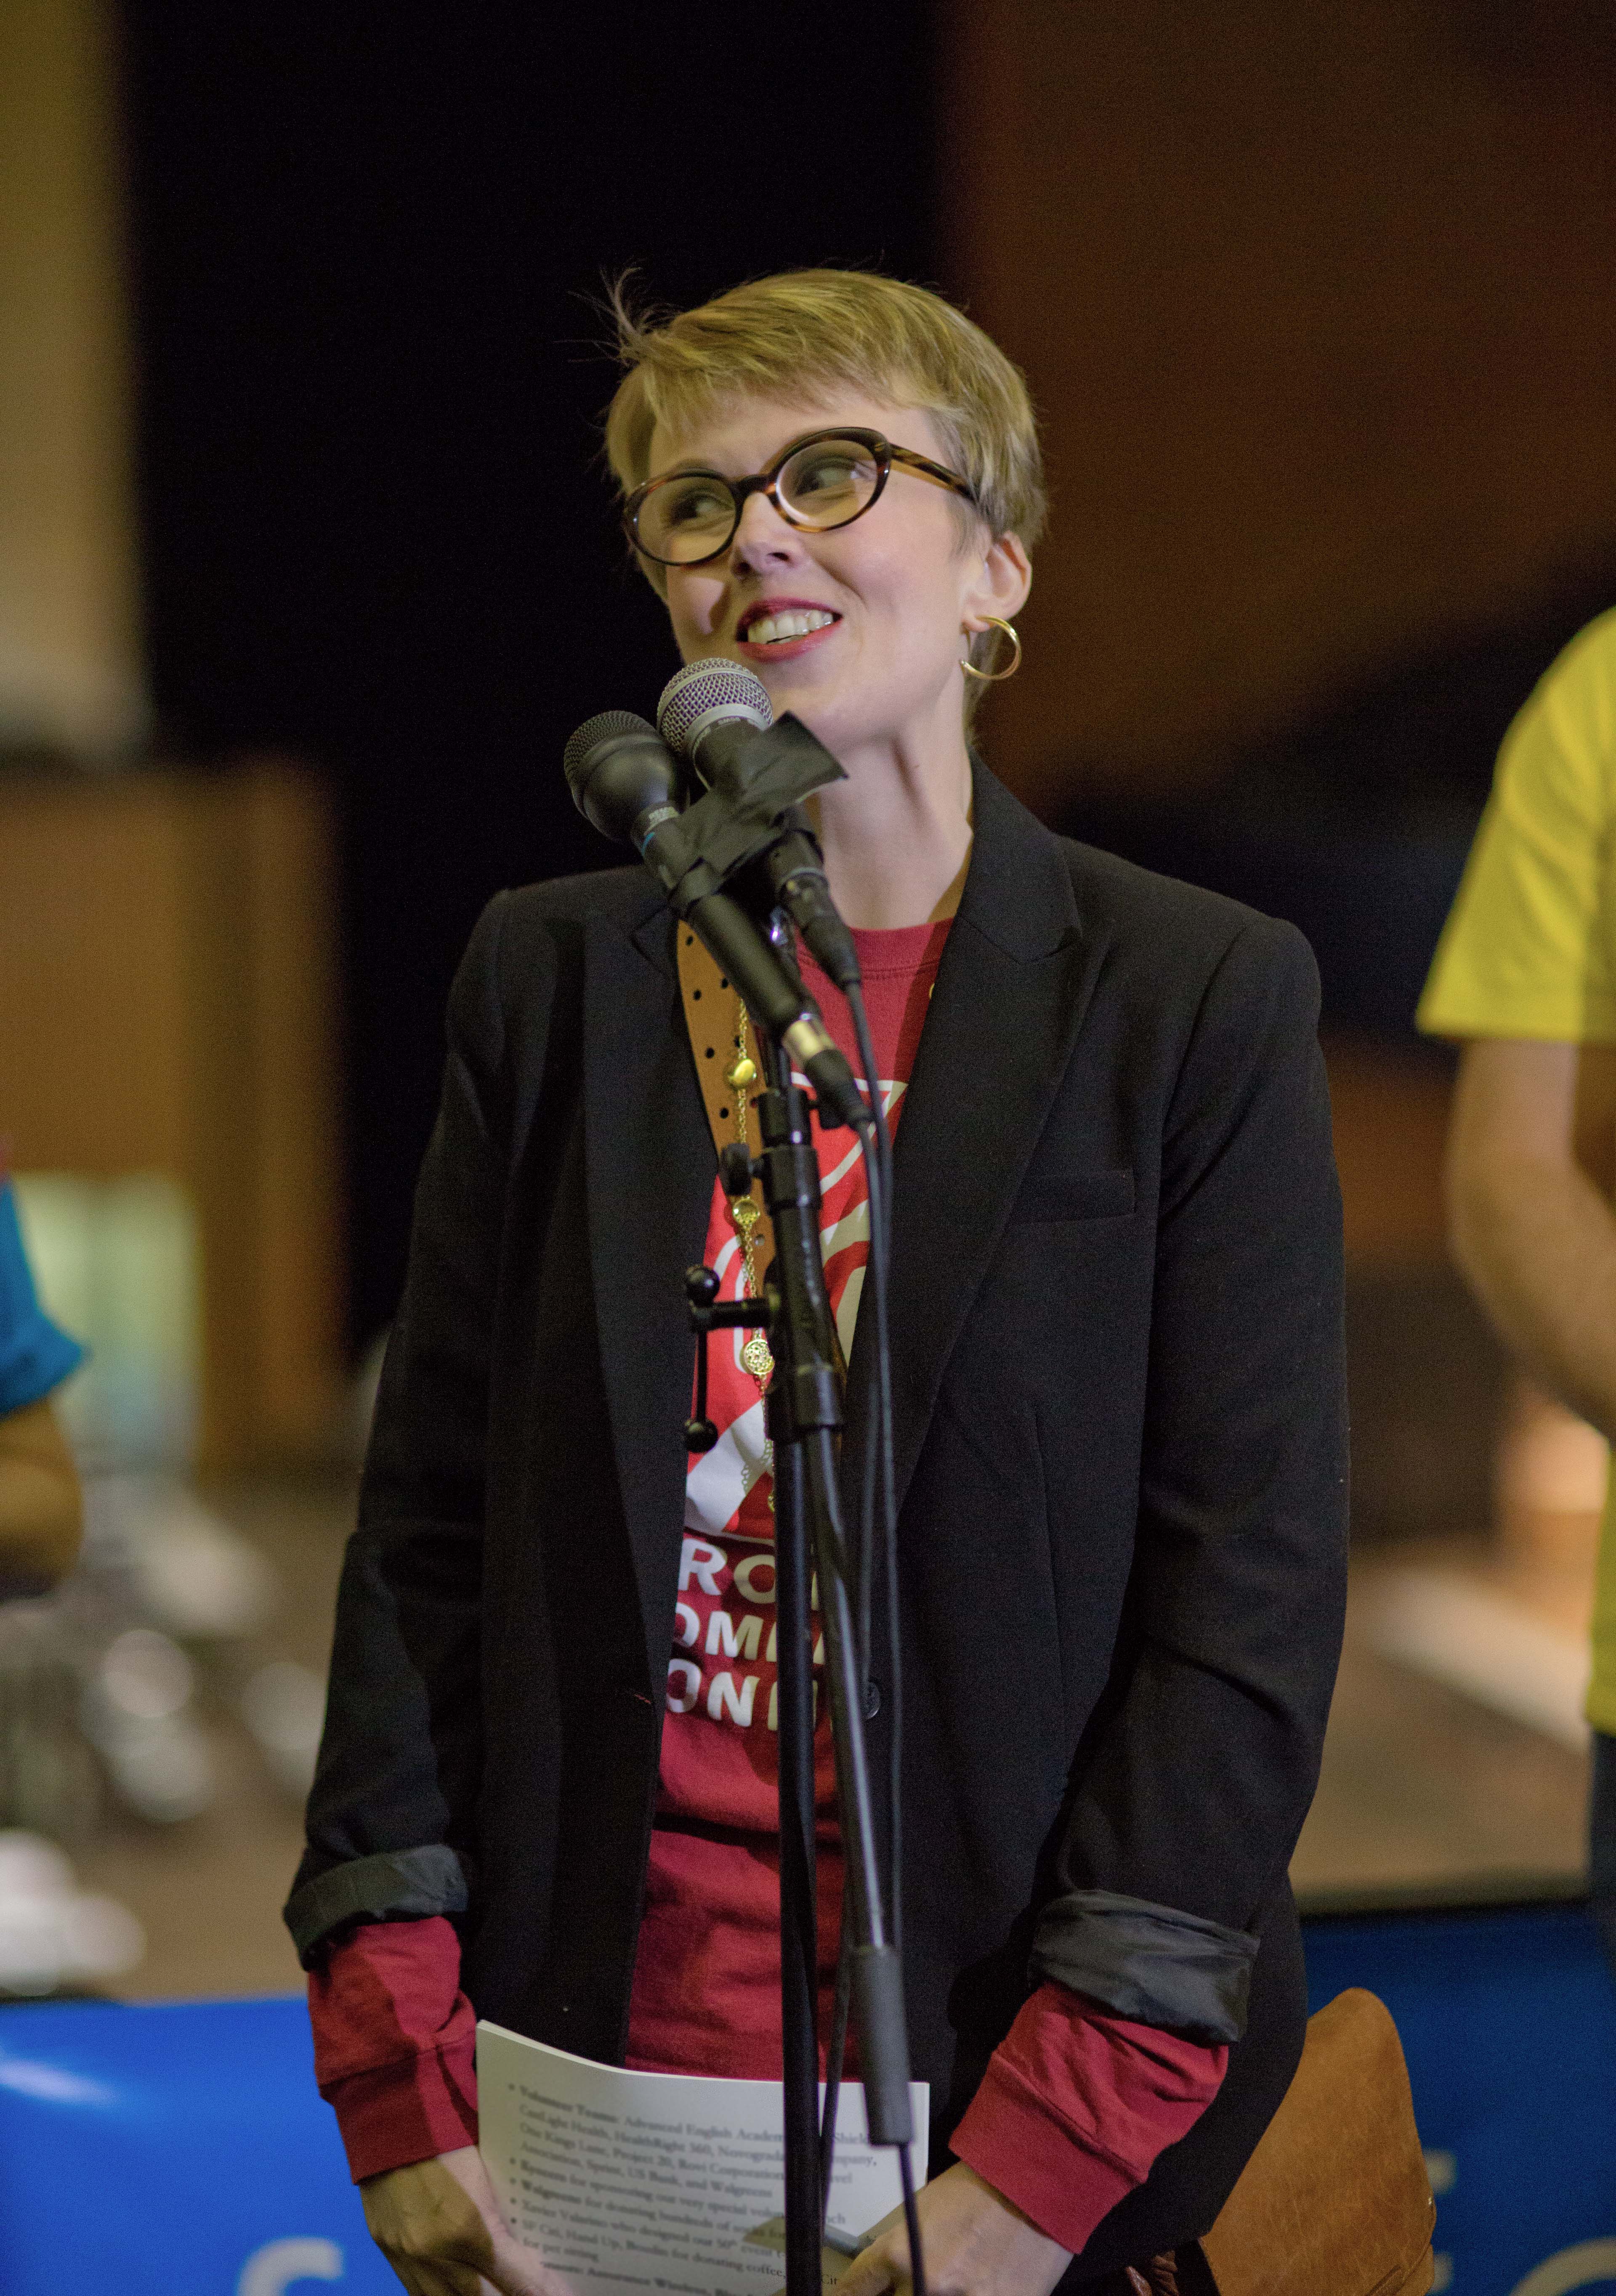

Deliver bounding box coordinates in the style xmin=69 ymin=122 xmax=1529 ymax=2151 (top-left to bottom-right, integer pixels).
xmin=650 ymin=716 xmax=845 ymax=922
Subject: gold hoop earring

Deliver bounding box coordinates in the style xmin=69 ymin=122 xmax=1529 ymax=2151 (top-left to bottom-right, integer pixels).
xmin=961 ymin=616 xmax=1022 ymax=682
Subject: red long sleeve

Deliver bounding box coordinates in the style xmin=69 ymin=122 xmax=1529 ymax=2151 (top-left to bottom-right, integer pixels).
xmin=311 ymin=1919 xmax=1224 ymax=2256
xmin=307 ymin=1915 xmax=478 ymax=2181
xmin=950 ymin=1982 xmax=1226 ymax=2255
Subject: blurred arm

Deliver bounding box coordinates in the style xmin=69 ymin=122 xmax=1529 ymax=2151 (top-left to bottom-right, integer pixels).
xmin=1446 ymin=1037 xmax=1616 ymax=1441
xmin=0 ymin=1397 xmax=82 ymax=1583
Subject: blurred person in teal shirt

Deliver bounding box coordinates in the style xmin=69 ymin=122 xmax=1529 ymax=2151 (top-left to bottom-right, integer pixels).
xmin=0 ymin=1178 xmax=84 ymax=1588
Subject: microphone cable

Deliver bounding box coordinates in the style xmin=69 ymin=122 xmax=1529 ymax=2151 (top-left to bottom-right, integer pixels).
xmin=820 ymin=979 xmax=924 ymax=2296
xmin=844 ymin=982 xmax=901 ymax=1961
xmin=854 ymin=985 xmax=926 ymax=2296
xmin=819 ymin=993 xmax=879 ymax=2210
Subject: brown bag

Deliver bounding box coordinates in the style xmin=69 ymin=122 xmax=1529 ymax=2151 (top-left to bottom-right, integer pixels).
xmin=1180 ymin=1988 xmax=1436 ymax=2296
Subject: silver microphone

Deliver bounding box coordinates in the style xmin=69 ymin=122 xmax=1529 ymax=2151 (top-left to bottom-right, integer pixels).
xmin=656 ymin=661 xmax=860 ymax=991
xmin=657 ymin=659 xmax=774 ymax=791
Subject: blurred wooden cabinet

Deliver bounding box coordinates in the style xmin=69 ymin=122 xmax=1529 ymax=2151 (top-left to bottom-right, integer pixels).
xmin=0 ymin=760 xmax=344 ymax=1468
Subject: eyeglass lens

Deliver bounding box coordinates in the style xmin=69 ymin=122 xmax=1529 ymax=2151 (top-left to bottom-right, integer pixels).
xmin=637 ymin=435 xmax=883 ymax=563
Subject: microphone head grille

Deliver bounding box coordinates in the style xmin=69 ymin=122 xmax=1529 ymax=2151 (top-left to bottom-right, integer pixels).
xmin=657 ymin=659 xmax=773 ymax=758
xmin=563 ymin=709 xmax=657 ymax=802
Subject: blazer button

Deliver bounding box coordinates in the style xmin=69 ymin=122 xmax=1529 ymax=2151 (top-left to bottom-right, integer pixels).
xmin=863 ymin=1679 xmax=881 ymax=1719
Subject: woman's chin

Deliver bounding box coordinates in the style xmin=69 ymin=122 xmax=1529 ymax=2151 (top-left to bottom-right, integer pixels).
xmin=752 ymin=660 xmax=866 ymax=729
xmin=763 ymin=684 xmax=849 ymax=750
xmin=768 ymin=684 xmax=935 ymax=764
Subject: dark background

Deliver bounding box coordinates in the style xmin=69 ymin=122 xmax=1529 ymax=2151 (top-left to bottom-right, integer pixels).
xmin=117 ymin=3 xmax=1616 ymax=1366
xmin=120 ymin=4 xmax=937 ymax=1348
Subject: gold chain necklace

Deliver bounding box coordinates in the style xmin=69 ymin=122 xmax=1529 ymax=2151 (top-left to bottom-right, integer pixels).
xmin=725 ymin=1000 xmax=776 ymax=1509
xmin=725 ymin=999 xmax=773 ymax=1389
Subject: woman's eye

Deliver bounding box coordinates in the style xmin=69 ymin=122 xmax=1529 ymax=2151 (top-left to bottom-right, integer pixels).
xmin=664 ymin=483 xmax=731 ymax=528
xmin=792 ymin=452 xmax=863 ymax=497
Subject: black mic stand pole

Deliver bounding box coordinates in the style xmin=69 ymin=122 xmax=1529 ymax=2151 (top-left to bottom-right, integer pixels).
xmin=770 ymin=1306 xmax=825 ymax=2296
xmin=569 ymin=702 xmax=913 ymax=2290
xmin=693 ymin=946 xmax=913 ymax=2296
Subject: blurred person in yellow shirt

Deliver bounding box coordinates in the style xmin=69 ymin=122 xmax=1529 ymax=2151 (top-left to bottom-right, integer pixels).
xmin=0 ymin=1176 xmax=82 ymax=1589
xmin=1419 ymin=604 xmax=1616 ymax=1924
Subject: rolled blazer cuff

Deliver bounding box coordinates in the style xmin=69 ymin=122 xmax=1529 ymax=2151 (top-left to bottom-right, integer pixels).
xmin=284 ymin=1846 xmax=469 ymax=1969
xmin=1029 ymin=1889 xmax=1257 ymax=2045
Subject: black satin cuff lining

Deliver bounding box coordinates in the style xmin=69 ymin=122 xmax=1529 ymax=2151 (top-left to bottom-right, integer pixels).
xmin=284 ymin=1845 xmax=468 ymax=1968
xmin=1029 ymin=1888 xmax=1258 ymax=2045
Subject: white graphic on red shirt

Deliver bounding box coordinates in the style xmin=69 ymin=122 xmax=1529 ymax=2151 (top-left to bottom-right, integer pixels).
xmin=682 ymin=1073 xmax=904 ymax=1552
xmin=670 ymin=1076 xmax=901 ymax=1802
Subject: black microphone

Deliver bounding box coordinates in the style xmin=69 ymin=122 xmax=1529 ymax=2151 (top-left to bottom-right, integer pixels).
xmin=562 ymin=710 xmax=867 ymax=1129
xmin=657 ymin=662 xmax=863 ymax=993
xmin=562 ymin=709 xmax=685 ymax=854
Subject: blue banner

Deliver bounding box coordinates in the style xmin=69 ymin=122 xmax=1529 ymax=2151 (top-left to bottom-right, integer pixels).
xmin=2 ymin=1903 xmax=1615 ymax=2293
xmin=1305 ymin=1903 xmax=1616 ymax=2296
xmin=0 ymin=1994 xmax=392 ymax=2294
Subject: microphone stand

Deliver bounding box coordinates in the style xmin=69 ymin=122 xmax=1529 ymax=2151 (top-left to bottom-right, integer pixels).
xmin=567 ymin=694 xmax=916 ymax=2289
xmin=687 ymin=919 xmax=913 ymax=2296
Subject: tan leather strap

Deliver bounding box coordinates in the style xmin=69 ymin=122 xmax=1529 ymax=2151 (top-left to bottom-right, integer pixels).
xmin=676 ymin=926 xmax=775 ymax=1271
xmin=677 ymin=930 xmax=852 ymax=1397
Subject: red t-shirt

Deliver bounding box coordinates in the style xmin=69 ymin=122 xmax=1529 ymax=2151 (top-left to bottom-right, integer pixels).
xmin=308 ymin=919 xmax=1226 ymax=2256
xmin=625 ymin=919 xmax=948 ymax=2078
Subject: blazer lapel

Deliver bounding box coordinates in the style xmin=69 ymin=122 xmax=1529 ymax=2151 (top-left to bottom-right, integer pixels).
xmin=584 ymin=898 xmax=716 ymax=1687
xmin=843 ymin=762 xmax=1103 ymax=1526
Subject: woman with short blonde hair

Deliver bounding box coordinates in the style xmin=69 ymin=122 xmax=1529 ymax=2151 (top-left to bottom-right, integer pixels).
xmin=292 ymin=268 xmax=1346 ymax=2296
xmin=606 ymin=270 xmax=1046 ymax=558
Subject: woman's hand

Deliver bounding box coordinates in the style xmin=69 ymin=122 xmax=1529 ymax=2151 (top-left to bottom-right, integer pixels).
xmin=360 ymin=2144 xmax=574 ymax=2296
xmin=835 ymin=2164 xmax=1073 ymax=2296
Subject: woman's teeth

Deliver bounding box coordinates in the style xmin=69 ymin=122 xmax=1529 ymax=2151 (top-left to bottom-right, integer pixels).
xmin=745 ymin=609 xmax=837 ymax=646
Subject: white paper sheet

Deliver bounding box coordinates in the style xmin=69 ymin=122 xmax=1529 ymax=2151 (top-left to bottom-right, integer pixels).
xmin=477 ymin=2022 xmax=928 ymax=2296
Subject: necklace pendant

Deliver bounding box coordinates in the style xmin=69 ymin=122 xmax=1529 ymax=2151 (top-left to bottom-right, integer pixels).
xmin=725 ymin=1052 xmax=758 ymax=1091
xmin=741 ymin=1335 xmax=774 ymax=1382
xmin=729 ymin=1196 xmax=759 ymax=1234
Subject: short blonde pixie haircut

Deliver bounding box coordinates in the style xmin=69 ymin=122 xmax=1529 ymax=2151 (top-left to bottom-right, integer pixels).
xmin=603 ymin=271 xmax=1046 ymax=667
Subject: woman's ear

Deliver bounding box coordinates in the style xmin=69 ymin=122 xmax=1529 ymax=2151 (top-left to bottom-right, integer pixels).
xmin=962 ymin=531 xmax=1031 ymax=634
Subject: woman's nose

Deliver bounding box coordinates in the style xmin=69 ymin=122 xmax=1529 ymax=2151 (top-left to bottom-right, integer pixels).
xmin=728 ymin=487 xmax=803 ymax=569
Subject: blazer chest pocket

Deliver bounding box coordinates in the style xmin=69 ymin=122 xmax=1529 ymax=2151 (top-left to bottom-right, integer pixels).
xmin=1009 ymin=1167 xmax=1136 ymax=1223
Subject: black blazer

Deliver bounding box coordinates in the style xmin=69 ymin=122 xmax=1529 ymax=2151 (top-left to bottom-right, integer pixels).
xmin=289 ymin=760 xmax=1347 ymax=2275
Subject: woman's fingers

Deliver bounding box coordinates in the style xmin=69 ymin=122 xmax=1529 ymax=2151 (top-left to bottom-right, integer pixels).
xmin=357 ymin=2145 xmax=571 ymax=2296
xmin=372 ymin=2233 xmax=489 ymax=2294
xmin=433 ymin=2144 xmax=572 ymax=2296
xmin=362 ymin=2149 xmax=540 ymax=2296
xmin=372 ymin=2240 xmax=487 ymax=2296
xmin=375 ymin=2259 xmax=483 ymax=2296
xmin=833 ymin=2232 xmax=906 ymax=2296
xmin=482 ymin=2224 xmax=575 ymax=2296
xmin=838 ymin=2164 xmax=1074 ymax=2296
